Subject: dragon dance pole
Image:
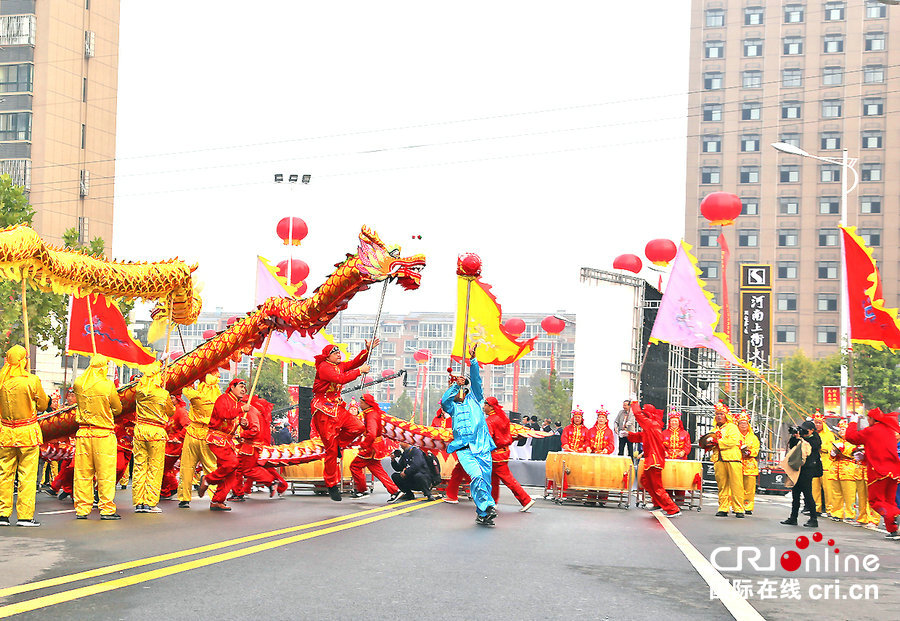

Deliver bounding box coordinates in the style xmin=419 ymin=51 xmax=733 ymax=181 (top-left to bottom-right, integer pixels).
xmin=21 ymin=278 xmax=30 ymax=368
xmin=85 ymin=294 xmax=98 ymax=355
xmin=248 ymin=331 xmax=273 ymax=402
xmin=359 ymin=279 xmax=389 ymax=389
xmin=460 ymin=277 xmax=473 ymax=379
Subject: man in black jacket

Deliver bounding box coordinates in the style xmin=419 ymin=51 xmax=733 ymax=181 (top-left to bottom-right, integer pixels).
xmin=781 ymin=421 xmax=823 ymax=528
xmin=391 ymin=442 xmax=437 ymax=501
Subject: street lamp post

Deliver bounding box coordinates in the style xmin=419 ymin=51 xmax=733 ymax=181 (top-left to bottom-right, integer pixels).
xmin=771 ymin=143 xmax=859 ymax=417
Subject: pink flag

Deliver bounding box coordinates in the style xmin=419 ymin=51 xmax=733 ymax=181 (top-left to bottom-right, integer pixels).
xmin=253 ymin=256 xmax=345 ymax=364
xmin=650 ymin=242 xmax=750 ymax=369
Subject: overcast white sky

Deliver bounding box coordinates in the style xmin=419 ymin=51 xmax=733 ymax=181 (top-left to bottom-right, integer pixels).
xmin=112 ymin=2 xmax=691 ymax=320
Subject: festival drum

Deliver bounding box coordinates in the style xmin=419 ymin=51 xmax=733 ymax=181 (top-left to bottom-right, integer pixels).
xmin=559 ymin=453 xmax=633 ymax=491
xmin=341 ymin=448 xmax=360 ymax=482
xmin=282 ymin=459 xmax=325 ymax=482
xmin=637 ymin=458 xmax=702 ymax=490
xmin=545 ymin=452 xmax=563 ymax=486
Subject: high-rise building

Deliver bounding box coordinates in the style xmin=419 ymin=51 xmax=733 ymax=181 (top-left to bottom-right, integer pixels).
xmin=0 ymin=0 xmax=119 ymax=247
xmin=686 ymin=0 xmax=898 ymax=360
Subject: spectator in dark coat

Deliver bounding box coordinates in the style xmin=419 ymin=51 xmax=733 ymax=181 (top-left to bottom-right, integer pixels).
xmin=781 ymin=421 xmax=823 ymax=528
xmin=391 ymin=442 xmax=437 ymax=500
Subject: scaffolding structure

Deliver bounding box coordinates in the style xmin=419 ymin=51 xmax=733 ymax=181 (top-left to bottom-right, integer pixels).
xmin=665 ymin=345 xmax=788 ymax=465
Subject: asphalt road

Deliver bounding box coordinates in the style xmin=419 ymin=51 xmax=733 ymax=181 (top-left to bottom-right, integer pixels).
xmin=0 ymin=485 xmax=897 ymax=620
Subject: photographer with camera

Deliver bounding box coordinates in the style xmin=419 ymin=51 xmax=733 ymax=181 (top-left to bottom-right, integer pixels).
xmin=390 ymin=442 xmax=438 ymax=501
xmin=781 ymin=420 xmax=823 ymax=528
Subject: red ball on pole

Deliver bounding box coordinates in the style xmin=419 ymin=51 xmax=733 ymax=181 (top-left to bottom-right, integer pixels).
xmin=276 ymin=217 xmax=309 ymax=246
xmin=276 ymin=259 xmax=310 ymax=284
xmin=504 ymin=318 xmax=526 ymax=336
xmin=613 ymin=254 xmax=643 ymax=273
xmin=413 ymin=349 xmax=431 ymax=363
xmin=541 ymin=316 xmax=566 ymax=335
xmin=700 ymin=192 xmax=742 ymax=226
xmin=456 ymin=253 xmax=482 ymax=277
xmin=644 ymin=239 xmax=677 ymax=267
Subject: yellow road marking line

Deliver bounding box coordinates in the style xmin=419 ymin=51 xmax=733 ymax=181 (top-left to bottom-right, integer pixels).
xmin=0 ymin=499 xmax=438 ymax=618
xmin=0 ymin=499 xmax=422 ymax=599
xmin=653 ymin=512 xmax=765 ymax=621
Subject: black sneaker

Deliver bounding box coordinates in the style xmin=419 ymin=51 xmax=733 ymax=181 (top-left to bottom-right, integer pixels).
xmin=100 ymin=514 xmax=121 ymax=520
xmin=16 ymin=519 xmax=40 ymax=527
xmin=58 ymin=492 xmax=70 ymax=501
xmin=178 ymin=501 xmax=190 ymax=508
xmin=885 ymin=531 xmax=899 ymax=540
xmin=734 ymin=513 xmax=745 ymax=518
xmin=386 ymin=491 xmax=402 ymax=504
xmin=781 ymin=518 xmax=798 ymax=525
xmin=715 ymin=511 xmax=728 ymax=517
xmin=76 ymin=515 xmax=88 ymax=520
xmin=327 ymin=486 xmax=343 ymax=502
xmin=0 ymin=516 xmax=9 ymax=526
xmin=400 ymin=492 xmax=415 ymax=501
xmin=349 ymin=490 xmax=369 ymax=499
xmin=486 ymin=505 xmax=498 ymax=519
xmin=475 ymin=514 xmax=494 ymax=526
xmin=745 ymin=510 xmax=753 ymax=515
xmin=802 ymin=519 xmax=819 ymax=528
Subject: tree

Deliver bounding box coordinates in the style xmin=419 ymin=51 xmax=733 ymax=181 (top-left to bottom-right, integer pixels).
xmin=780 ymin=350 xmax=820 ymax=413
xmin=238 ymin=358 xmax=290 ymax=408
xmin=387 ymin=390 xmax=414 ymax=420
xmin=851 ymin=344 xmax=900 ymax=411
xmin=530 ymin=369 xmax=573 ymax=423
xmin=286 ymin=362 xmax=315 ymax=386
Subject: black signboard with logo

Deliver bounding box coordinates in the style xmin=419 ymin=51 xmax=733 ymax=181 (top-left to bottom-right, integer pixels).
xmin=740 ymin=264 xmax=772 ymax=368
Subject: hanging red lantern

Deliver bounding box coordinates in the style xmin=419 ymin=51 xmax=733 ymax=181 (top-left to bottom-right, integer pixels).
xmin=276 ymin=259 xmax=310 ymax=284
xmin=413 ymin=349 xmax=431 ymax=363
xmin=294 ymin=281 xmax=308 ymax=296
xmin=202 ymin=329 xmax=216 ymax=340
xmin=226 ymin=316 xmax=240 ymax=326
xmin=276 ymin=217 xmax=309 ymax=246
xmin=644 ymin=239 xmax=677 ymax=267
xmin=381 ymin=369 xmax=395 ymax=379
xmin=456 ymin=253 xmax=482 ymax=277
xmin=169 ymin=351 xmax=183 ymax=361
xmin=613 ymin=254 xmax=643 ymax=273
xmin=541 ymin=316 xmax=566 ymax=335
xmin=504 ymin=318 xmax=526 ymax=336
xmin=700 ymin=192 xmax=742 ymax=226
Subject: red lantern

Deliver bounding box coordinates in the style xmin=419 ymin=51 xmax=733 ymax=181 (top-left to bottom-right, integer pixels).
xmin=613 ymin=254 xmax=643 ymax=273
xmin=294 ymin=281 xmax=308 ymax=296
xmin=456 ymin=253 xmax=482 ymax=277
xmin=541 ymin=316 xmax=566 ymax=335
xmin=169 ymin=351 xmax=183 ymax=361
xmin=276 ymin=217 xmax=309 ymax=246
xmin=276 ymin=259 xmax=310 ymax=284
xmin=202 ymin=329 xmax=216 ymax=340
xmin=226 ymin=316 xmax=239 ymax=326
xmin=413 ymin=349 xmax=431 ymax=363
xmin=644 ymin=239 xmax=677 ymax=267
xmin=504 ymin=318 xmax=526 ymax=336
xmin=700 ymin=192 xmax=742 ymax=226
xmin=381 ymin=369 xmax=395 ymax=379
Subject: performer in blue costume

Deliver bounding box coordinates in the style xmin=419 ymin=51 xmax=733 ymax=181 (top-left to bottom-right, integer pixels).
xmin=442 ymin=345 xmax=497 ymax=526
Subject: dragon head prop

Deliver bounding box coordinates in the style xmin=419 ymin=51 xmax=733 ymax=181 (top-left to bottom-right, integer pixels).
xmin=356 ymin=226 xmax=425 ymax=290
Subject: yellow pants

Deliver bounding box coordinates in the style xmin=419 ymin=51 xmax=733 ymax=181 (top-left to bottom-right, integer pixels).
xmin=0 ymin=445 xmax=40 ymax=520
xmin=132 ymin=438 xmax=165 ymax=507
xmin=827 ymin=478 xmax=854 ymax=520
xmin=714 ymin=460 xmax=745 ymax=513
xmin=811 ymin=476 xmax=834 ymax=514
xmin=39 ymin=459 xmax=58 ymax=485
xmin=74 ymin=432 xmax=117 ymax=516
xmin=178 ymin=434 xmax=217 ymax=502
xmin=742 ymin=475 xmax=756 ymax=511
xmin=856 ymin=480 xmax=880 ymax=524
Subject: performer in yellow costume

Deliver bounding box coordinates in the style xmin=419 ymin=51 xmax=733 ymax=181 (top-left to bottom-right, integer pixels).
xmin=736 ymin=410 xmax=760 ymax=515
xmin=811 ymin=410 xmax=835 ymax=516
xmin=178 ymin=373 xmax=221 ymax=509
xmin=0 ymin=345 xmax=49 ymax=526
xmin=709 ymin=401 xmax=745 ymax=517
xmin=132 ymin=362 xmax=174 ymax=514
xmin=827 ymin=418 xmax=858 ymax=523
xmin=73 ymin=355 xmax=123 ymax=520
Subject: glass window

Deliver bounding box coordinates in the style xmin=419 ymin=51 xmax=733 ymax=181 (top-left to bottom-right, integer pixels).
xmin=822 ymin=99 xmax=842 ymax=118
xmin=820 ymin=132 xmax=841 ymax=150
xmin=820 ymin=165 xmax=841 ymax=183
xmin=782 ymin=101 xmax=801 ymax=119
xmin=704 ymin=71 xmax=723 ymax=90
xmin=864 ymin=64 xmax=884 ymax=83
xmin=865 ymin=32 xmax=886 ymax=51
xmin=776 ymin=325 xmax=797 ymax=343
xmin=742 ymin=70 xmax=762 ymax=88
xmin=703 ymin=135 xmax=722 ymax=153
xmin=859 ymin=228 xmax=881 ymax=246
xmin=866 ymin=1 xmax=887 ymax=19
xmin=745 ymin=7 xmax=764 ymax=25
xmin=744 ymin=38 xmax=763 ymax=57
xmin=738 ymin=229 xmax=759 ymax=247
xmin=701 ymin=167 xmax=720 ymax=184
xmin=703 ymin=103 xmax=723 ymax=122
xmin=825 ymin=2 xmax=845 ymax=21
xmin=819 ymin=197 xmax=840 ymax=214
xmin=818 ymin=228 xmax=840 ymax=247
xmin=782 ymin=68 xmax=802 ymax=87
xmin=780 ymin=165 xmax=800 ymax=183
xmin=817 ymin=326 xmax=837 ymax=344
xmin=777 ymin=293 xmax=798 ymax=311
xmin=740 ymin=166 xmax=760 ymax=183
xmin=822 ymin=66 xmax=843 ymax=85
xmin=783 ymin=37 xmax=803 ymax=55
xmin=698 ymin=261 xmax=719 ymax=279
xmin=818 ymin=262 xmax=839 ymax=279
xmin=699 ymin=230 xmax=718 ymax=247
xmin=785 ymin=4 xmax=804 ymax=23
xmin=0 ymin=112 xmax=32 ymax=141
xmin=860 ymin=196 xmax=882 ymax=214
xmin=705 ymin=40 xmax=724 ymax=58
xmin=779 ymin=197 xmax=799 ymax=215
xmin=740 ymin=134 xmax=760 ymax=152
xmin=861 ymin=163 xmax=882 ymax=182
xmin=824 ymin=34 xmax=844 ymax=53
xmin=863 ymin=97 xmax=883 ymax=116
xmin=741 ymin=197 xmax=759 ymax=215
xmin=0 ymin=64 xmax=33 ymax=93
xmin=778 ymin=229 xmax=799 ymax=247
xmin=818 ymin=294 xmax=839 ymax=312
xmin=862 ymin=130 xmax=882 ymax=149
xmin=778 ymin=261 xmax=798 ymax=279
xmin=743 ymin=101 xmax=762 ymax=120
xmin=780 ymin=133 xmax=801 ymax=148
xmin=706 ymin=8 xmax=725 ymax=27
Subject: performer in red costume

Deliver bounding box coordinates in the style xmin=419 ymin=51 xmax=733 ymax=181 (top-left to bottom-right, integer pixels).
xmin=198 ymin=378 xmax=248 ymax=511
xmin=561 ymin=407 xmax=590 ymax=453
xmin=236 ymin=396 xmax=288 ymax=498
xmin=51 ymin=457 xmax=75 ymax=500
xmin=485 ymin=397 xmax=534 ymax=512
xmin=160 ymin=394 xmax=190 ymax=499
xmin=628 ymin=402 xmax=681 ymax=517
xmin=311 ymin=340 xmax=377 ymax=501
xmin=114 ymin=421 xmax=134 ymax=489
xmin=348 ymin=394 xmax=402 ymax=502
xmin=587 ymin=407 xmax=616 ymax=455
xmin=845 ymin=407 xmax=900 ymax=539
xmin=663 ymin=410 xmax=691 ymax=460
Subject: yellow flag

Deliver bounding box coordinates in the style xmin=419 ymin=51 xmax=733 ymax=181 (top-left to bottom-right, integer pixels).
xmin=451 ymin=277 xmax=537 ymax=365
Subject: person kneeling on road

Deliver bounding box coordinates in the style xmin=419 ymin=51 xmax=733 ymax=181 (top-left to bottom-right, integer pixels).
xmin=391 ymin=442 xmax=438 ymax=501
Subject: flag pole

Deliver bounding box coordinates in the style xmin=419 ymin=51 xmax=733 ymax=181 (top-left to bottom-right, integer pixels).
xmin=21 ymin=278 xmax=30 ymax=370
xmin=248 ymin=331 xmax=273 ymax=402
xmin=85 ymin=294 xmax=98 ymax=355
xmin=460 ymin=277 xmax=473 ymax=379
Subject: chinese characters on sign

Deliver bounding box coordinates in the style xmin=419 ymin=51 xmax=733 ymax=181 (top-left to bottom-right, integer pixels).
xmin=740 ymin=264 xmax=771 ymax=368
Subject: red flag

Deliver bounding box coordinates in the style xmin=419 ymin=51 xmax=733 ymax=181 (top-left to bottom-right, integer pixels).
xmin=842 ymin=226 xmax=900 ymax=349
xmin=67 ymin=294 xmax=156 ymax=366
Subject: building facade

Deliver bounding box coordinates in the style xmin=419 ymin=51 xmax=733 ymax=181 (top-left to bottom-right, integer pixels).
xmin=686 ymin=0 xmax=899 ymax=360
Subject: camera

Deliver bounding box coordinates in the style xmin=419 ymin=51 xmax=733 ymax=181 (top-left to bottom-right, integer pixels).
xmin=788 ymin=424 xmax=801 ymax=435
xmin=392 ymin=449 xmax=403 ymax=459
